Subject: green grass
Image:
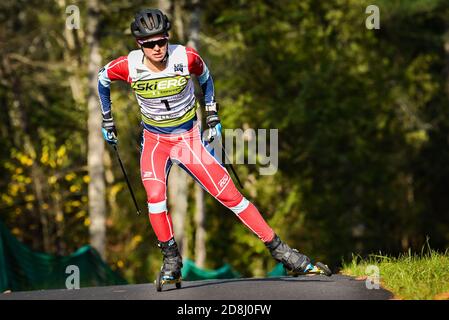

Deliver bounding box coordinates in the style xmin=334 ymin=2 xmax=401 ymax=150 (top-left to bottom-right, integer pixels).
xmin=341 ymin=246 xmax=449 ymax=300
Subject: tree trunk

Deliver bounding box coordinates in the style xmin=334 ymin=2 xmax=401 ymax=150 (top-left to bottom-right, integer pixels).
xmin=104 ymin=150 xmax=117 ymax=223
xmin=188 ymin=0 xmax=207 ymax=268
xmin=174 ymin=0 xmax=186 ymax=41
xmin=168 ymin=168 xmax=189 ymax=254
xmin=86 ymin=0 xmax=106 ymax=259
xmin=194 ymin=180 xmax=206 ymax=267
xmin=445 ymin=28 xmax=449 ymax=101
xmin=56 ymin=0 xmax=84 ymax=256
xmin=158 ymin=0 xmax=172 ymax=17
xmin=58 ymin=0 xmax=85 ymax=107
xmin=159 ymin=0 xmax=191 ymax=256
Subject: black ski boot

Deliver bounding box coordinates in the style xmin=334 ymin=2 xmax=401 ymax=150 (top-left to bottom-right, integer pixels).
xmin=155 ymin=238 xmax=183 ymax=292
xmin=265 ymin=235 xmax=333 ymax=276
xmin=265 ymin=234 xmax=312 ymax=274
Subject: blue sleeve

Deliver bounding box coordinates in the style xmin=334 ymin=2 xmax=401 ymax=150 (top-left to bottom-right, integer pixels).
xmin=98 ymin=67 xmax=113 ymax=120
xmin=197 ymin=64 xmax=215 ymax=105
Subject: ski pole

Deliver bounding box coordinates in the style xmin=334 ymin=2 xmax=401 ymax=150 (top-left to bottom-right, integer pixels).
xmin=220 ymin=144 xmax=244 ymax=190
xmin=112 ymin=145 xmax=141 ymax=215
xmin=206 ymin=129 xmax=244 ymax=190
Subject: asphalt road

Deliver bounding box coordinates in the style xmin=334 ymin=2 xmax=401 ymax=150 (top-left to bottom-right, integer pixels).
xmin=0 ymin=275 xmax=392 ymax=300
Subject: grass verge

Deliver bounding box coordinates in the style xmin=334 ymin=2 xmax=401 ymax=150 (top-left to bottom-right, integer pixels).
xmin=341 ymin=246 xmax=449 ymax=300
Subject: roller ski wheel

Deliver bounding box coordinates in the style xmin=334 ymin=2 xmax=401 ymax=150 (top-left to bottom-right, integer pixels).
xmin=315 ymin=262 xmax=332 ymax=276
xmin=155 ymin=273 xmax=162 ymax=292
xmin=155 ymin=273 xmax=182 ymax=292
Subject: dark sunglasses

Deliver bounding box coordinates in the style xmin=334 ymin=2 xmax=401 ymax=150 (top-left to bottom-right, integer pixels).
xmin=141 ymin=38 xmax=168 ymax=49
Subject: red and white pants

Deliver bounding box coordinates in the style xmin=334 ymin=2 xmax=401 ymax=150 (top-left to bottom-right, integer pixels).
xmin=140 ymin=124 xmax=275 ymax=243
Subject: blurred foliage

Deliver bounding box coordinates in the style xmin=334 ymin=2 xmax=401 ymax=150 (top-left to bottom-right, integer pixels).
xmin=0 ymin=0 xmax=448 ymax=283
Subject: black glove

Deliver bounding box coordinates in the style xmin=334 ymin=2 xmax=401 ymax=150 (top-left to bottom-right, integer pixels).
xmin=205 ymin=102 xmax=221 ymax=143
xmin=101 ymin=118 xmax=118 ymax=145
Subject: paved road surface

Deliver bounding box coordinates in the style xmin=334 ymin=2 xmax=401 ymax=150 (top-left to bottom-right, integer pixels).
xmin=0 ymin=275 xmax=392 ymax=300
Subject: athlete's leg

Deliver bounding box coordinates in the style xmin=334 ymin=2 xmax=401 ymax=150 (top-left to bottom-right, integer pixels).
xmin=172 ymin=126 xmax=275 ymax=243
xmin=140 ymin=129 xmax=174 ymax=242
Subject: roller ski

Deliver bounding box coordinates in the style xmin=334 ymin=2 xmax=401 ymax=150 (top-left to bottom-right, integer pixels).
xmin=265 ymin=234 xmax=332 ymax=277
xmin=154 ymin=238 xmax=183 ymax=292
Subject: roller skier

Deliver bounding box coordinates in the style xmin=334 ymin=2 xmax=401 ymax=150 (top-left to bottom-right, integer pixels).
xmin=97 ymin=8 xmax=331 ymax=292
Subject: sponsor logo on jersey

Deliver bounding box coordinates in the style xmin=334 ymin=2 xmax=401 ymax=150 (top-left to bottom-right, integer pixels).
xmin=131 ymin=75 xmax=190 ymax=99
xmin=174 ymin=63 xmax=184 ymax=73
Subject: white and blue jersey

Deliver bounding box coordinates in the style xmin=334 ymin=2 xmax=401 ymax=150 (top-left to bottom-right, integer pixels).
xmin=98 ymin=44 xmax=215 ymax=133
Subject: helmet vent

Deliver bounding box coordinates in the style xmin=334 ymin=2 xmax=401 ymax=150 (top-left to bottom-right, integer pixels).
xmin=131 ymin=9 xmax=170 ymax=39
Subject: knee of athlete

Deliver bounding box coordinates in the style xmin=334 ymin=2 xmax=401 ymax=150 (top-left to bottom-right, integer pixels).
xmin=217 ymin=182 xmax=244 ymax=208
xmin=225 ymin=194 xmax=250 ymax=215
xmin=143 ymin=181 xmax=167 ymax=211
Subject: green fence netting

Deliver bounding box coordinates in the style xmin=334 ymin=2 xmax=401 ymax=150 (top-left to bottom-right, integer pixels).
xmin=267 ymin=263 xmax=288 ymax=277
xmin=181 ymin=259 xmax=286 ymax=280
xmin=180 ymin=260 xmax=287 ymax=279
xmin=0 ymin=220 xmax=127 ymax=292
xmin=181 ymin=258 xmax=240 ymax=281
xmin=1 ymin=218 xmax=289 ymax=292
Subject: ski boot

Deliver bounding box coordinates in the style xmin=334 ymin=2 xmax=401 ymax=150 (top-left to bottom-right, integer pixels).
xmin=265 ymin=234 xmax=332 ymax=277
xmin=154 ymin=238 xmax=183 ymax=292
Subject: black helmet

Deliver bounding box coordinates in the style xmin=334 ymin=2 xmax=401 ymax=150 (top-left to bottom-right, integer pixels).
xmin=130 ymin=9 xmax=171 ymax=39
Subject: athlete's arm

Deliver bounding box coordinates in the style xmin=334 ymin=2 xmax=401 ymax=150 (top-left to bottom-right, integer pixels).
xmin=97 ymin=56 xmax=131 ymax=120
xmin=97 ymin=56 xmax=131 ymax=144
xmin=186 ymin=47 xmax=220 ymax=143
xmin=186 ymin=47 xmax=215 ymax=106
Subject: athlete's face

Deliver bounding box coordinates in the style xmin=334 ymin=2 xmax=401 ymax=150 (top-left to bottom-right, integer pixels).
xmin=138 ymin=34 xmax=168 ymax=63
